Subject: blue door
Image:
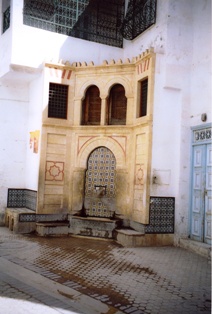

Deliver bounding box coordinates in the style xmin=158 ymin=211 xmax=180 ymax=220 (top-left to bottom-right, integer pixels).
xmin=190 ymin=126 xmax=211 ymax=245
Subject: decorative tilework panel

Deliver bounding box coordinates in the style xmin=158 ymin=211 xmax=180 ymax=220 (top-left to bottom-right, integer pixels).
xmin=36 ymin=214 xmax=68 ymax=222
xmin=7 ymin=189 xmax=37 ymax=211
xmin=145 ymin=197 xmax=175 ymax=234
xmin=19 ymin=213 xmax=68 ymax=223
xmin=84 ymin=147 xmax=116 ymax=217
xmin=19 ymin=214 xmax=36 ymax=222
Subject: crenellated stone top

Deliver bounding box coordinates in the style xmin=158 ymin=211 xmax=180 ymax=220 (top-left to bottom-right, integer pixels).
xmin=45 ymin=48 xmax=154 ymax=69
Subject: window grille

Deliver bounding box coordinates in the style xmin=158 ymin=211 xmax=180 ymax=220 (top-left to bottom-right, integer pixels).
xmin=121 ymin=0 xmax=157 ymax=40
xmin=70 ymin=0 xmax=125 ymax=47
xmin=23 ymin=0 xmax=89 ymax=35
xmin=23 ymin=0 xmax=125 ymax=48
xmin=48 ymin=83 xmax=68 ymax=119
xmin=2 ymin=6 xmax=10 ymax=33
xmin=138 ymin=78 xmax=148 ymax=117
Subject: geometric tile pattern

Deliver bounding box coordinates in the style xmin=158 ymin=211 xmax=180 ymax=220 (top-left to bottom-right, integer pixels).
xmin=84 ymin=146 xmax=116 ymax=218
xmin=19 ymin=213 xmax=68 ymax=223
xmin=145 ymin=197 xmax=175 ymax=234
xmin=19 ymin=213 xmax=36 ymax=222
xmin=7 ymin=189 xmax=37 ymax=211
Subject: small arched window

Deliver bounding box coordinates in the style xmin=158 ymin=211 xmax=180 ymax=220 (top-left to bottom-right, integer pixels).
xmin=81 ymin=85 xmax=101 ymax=125
xmin=107 ymin=84 xmax=127 ymax=125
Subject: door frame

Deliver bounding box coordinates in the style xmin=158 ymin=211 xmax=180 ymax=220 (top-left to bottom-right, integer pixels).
xmin=190 ymin=123 xmax=212 ymax=244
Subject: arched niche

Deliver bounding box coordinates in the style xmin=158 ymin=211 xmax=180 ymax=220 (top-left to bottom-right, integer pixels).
xmin=77 ymin=137 xmax=126 ymax=169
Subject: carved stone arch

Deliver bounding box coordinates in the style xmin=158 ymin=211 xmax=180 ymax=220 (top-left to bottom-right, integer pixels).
xmin=77 ymin=137 xmax=125 ymax=169
xmin=76 ymin=81 xmax=102 ymax=100
xmin=104 ymin=77 xmax=133 ymax=98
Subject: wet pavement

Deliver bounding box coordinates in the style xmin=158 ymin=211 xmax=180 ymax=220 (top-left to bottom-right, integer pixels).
xmin=0 ymin=227 xmax=211 ymax=314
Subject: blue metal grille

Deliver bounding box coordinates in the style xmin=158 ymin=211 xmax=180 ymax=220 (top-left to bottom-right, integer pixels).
xmin=145 ymin=197 xmax=175 ymax=234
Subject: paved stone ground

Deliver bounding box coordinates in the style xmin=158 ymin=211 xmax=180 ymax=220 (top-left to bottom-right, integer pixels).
xmin=0 ymin=227 xmax=211 ymax=314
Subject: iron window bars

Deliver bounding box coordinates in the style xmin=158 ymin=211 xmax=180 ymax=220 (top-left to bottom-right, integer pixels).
xmin=23 ymin=0 xmax=156 ymax=47
xmin=138 ymin=78 xmax=148 ymax=117
xmin=2 ymin=6 xmax=10 ymax=33
xmin=48 ymin=83 xmax=68 ymax=119
xmin=121 ymin=0 xmax=157 ymax=40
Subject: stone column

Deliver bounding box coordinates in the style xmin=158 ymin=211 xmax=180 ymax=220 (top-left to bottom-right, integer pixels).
xmin=101 ymin=97 xmax=107 ymax=125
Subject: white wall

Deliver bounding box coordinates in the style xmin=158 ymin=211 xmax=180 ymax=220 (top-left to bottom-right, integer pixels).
xmin=0 ymin=0 xmax=12 ymax=78
xmin=10 ymin=0 xmax=124 ymax=69
xmin=123 ymin=0 xmax=211 ymax=238
xmin=190 ymin=0 xmax=211 ymax=126
xmin=24 ymin=75 xmax=44 ymax=190
xmin=0 ymin=83 xmax=28 ymax=209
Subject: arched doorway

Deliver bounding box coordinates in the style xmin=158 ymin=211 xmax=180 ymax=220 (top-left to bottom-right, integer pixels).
xmin=84 ymin=146 xmax=116 ymax=218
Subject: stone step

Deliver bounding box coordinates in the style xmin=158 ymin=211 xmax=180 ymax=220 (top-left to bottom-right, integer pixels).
xmin=179 ymin=238 xmax=211 ymax=261
xmin=115 ymin=228 xmax=174 ymax=247
xmin=36 ymin=222 xmax=69 ymax=237
xmin=69 ymin=216 xmax=121 ymax=239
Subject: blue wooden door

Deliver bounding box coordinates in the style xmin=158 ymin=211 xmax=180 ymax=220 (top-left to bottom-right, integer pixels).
xmin=191 ymin=126 xmax=211 ymax=245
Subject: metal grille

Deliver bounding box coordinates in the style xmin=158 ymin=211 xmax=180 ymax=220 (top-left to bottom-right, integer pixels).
xmin=145 ymin=197 xmax=175 ymax=234
xmin=70 ymin=0 xmax=125 ymax=47
xmin=48 ymin=83 xmax=68 ymax=119
xmin=139 ymin=78 xmax=148 ymax=117
xmin=121 ymin=0 xmax=157 ymax=40
xmin=23 ymin=0 xmax=89 ymax=35
xmin=193 ymin=126 xmax=212 ymax=143
xmin=23 ymin=0 xmax=125 ymax=48
xmin=2 ymin=6 xmax=10 ymax=33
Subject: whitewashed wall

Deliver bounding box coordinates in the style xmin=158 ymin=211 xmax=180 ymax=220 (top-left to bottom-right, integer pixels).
xmin=190 ymin=0 xmax=211 ymax=126
xmin=0 ymin=83 xmax=28 ymax=210
xmin=24 ymin=75 xmax=43 ymax=190
xmin=10 ymin=0 xmax=124 ymax=70
xmin=123 ymin=0 xmax=211 ymax=239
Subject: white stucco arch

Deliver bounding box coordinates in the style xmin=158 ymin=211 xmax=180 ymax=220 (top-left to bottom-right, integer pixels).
xmin=77 ymin=136 xmax=126 ymax=169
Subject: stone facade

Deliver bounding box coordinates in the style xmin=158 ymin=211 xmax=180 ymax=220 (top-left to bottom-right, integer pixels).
xmin=38 ymin=50 xmax=155 ymax=227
